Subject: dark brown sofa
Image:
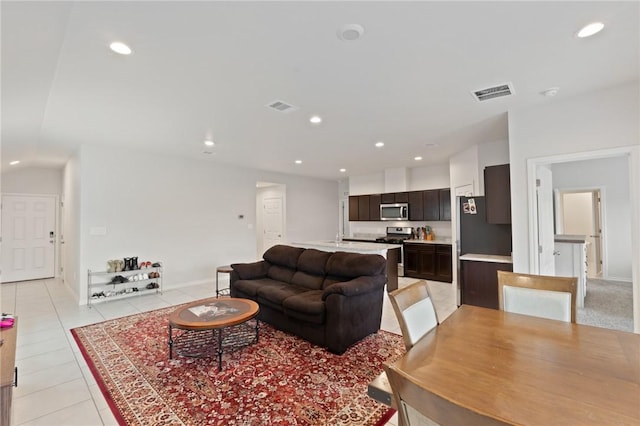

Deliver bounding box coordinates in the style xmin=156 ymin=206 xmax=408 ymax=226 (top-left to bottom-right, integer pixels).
xmin=230 ymin=244 xmax=387 ymax=354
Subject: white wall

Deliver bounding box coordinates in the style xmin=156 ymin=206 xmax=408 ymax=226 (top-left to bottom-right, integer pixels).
xmin=69 ymin=145 xmax=338 ymax=304
xmin=508 ymin=81 xmax=640 ymax=331
xmin=63 ymin=153 xmax=82 ymax=300
xmin=1 ymin=167 xmax=62 ymax=194
xmin=552 ymin=156 xmax=632 ymax=281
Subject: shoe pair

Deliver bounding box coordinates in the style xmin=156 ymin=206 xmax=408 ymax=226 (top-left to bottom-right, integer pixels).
xmin=110 ymin=275 xmax=128 ymax=284
xmin=146 ymin=282 xmax=159 ymax=290
xmin=148 ymin=271 xmax=160 ymax=279
xmin=139 ymin=261 xmax=152 ymax=268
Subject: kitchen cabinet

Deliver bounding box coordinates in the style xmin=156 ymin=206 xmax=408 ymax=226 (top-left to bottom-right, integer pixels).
xmin=460 ymin=259 xmax=512 ymax=309
xmin=348 ymin=196 xmax=359 ymax=221
xmin=554 ymin=238 xmax=587 ymax=308
xmin=369 ymin=194 xmax=381 ymax=221
xmin=485 ymin=164 xmax=511 ymax=224
xmin=408 ymin=191 xmax=424 ymax=221
xmin=404 ymin=243 xmax=452 ymax=283
xmin=439 ymin=188 xmax=451 ymax=221
xmin=349 ymin=188 xmax=451 ymax=221
xmin=394 ymin=192 xmax=409 ymax=203
xmin=358 ymin=195 xmax=370 ymax=221
xmin=381 ymin=193 xmax=395 ymax=204
xmin=423 ymin=190 xmax=439 ymax=221
xmin=436 ymin=245 xmax=452 ymax=281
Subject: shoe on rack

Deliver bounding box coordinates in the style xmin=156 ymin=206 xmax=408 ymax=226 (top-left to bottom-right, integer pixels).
xmin=107 ymin=260 xmax=116 ymax=273
xmin=131 ymin=257 xmax=139 ymax=270
xmin=151 ymin=262 xmax=161 ymax=268
xmin=116 ymin=260 xmax=124 ymax=272
xmin=123 ymin=258 xmax=131 ymax=271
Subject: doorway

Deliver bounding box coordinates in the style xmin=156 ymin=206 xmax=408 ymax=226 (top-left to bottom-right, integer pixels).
xmin=256 ymin=182 xmax=286 ymax=258
xmin=1 ymin=194 xmax=57 ymax=282
xmin=555 ymin=189 xmax=604 ymax=278
xmin=527 ymin=146 xmax=638 ymax=332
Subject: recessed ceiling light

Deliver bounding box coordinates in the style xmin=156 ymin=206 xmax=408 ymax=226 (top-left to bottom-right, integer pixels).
xmin=204 ymin=140 xmax=215 ymax=147
xmin=541 ymin=87 xmax=560 ymax=97
xmin=337 ymin=24 xmax=364 ymax=41
xmin=414 ymin=156 xmax=423 ymax=161
xmin=109 ymin=42 xmax=132 ymax=55
xmin=309 ymin=116 xmax=322 ymax=124
xmin=339 ymin=168 xmax=346 ymax=173
xmin=375 ymin=141 xmax=384 ymax=148
xmin=9 ymin=160 xmax=20 ymax=165
xmin=295 ymin=160 xmax=302 ymax=164
xmin=577 ymin=22 xmax=604 ymax=38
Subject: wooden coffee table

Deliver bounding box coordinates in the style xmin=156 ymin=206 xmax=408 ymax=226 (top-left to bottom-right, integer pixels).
xmin=168 ymin=297 xmax=259 ymax=371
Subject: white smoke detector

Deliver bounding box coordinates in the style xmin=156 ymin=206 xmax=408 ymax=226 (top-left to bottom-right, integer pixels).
xmin=337 ymin=24 xmax=364 ymax=41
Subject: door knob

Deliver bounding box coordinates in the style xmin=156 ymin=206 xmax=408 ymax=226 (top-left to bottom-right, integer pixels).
xmin=553 ymin=250 xmax=560 ymax=256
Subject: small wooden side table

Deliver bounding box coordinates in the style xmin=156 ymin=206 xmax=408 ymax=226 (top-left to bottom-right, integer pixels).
xmin=1 ymin=317 xmax=18 ymax=426
xmin=216 ymin=265 xmax=233 ymax=297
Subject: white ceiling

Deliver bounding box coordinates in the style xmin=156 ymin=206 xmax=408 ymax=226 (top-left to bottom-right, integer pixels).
xmin=2 ymin=1 xmax=638 ymax=180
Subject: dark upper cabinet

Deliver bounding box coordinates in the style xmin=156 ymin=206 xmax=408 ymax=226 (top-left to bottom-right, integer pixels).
xmin=381 ymin=193 xmax=395 ymax=204
xmin=394 ymin=192 xmax=409 ymax=203
xmin=350 ymin=187 xmax=451 ymax=222
xmin=485 ymin=164 xmax=511 ymax=224
xmin=423 ymin=190 xmax=440 ymax=221
xmin=358 ymin=195 xmax=370 ymax=221
xmin=369 ymin=194 xmax=381 ymax=221
xmin=408 ymin=191 xmax=424 ymax=221
xmin=439 ymin=188 xmax=451 ymax=221
xmin=348 ymin=196 xmax=359 ymax=221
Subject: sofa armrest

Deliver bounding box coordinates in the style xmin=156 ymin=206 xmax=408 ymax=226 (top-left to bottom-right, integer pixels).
xmin=322 ymin=276 xmax=386 ymax=300
xmin=231 ymin=261 xmax=269 ymax=280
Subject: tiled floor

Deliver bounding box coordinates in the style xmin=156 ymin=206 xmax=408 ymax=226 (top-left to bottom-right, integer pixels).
xmin=0 ymin=276 xmax=456 ymax=426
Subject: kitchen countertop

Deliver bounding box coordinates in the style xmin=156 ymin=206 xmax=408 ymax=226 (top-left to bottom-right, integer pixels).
xmin=292 ymin=240 xmax=402 ymax=254
xmin=404 ymin=238 xmax=452 ymax=245
xmin=459 ymin=253 xmax=513 ymax=264
xmin=554 ymin=234 xmax=588 ymax=244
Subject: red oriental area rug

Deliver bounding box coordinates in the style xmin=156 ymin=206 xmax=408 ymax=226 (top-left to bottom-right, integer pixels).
xmin=71 ymin=304 xmax=404 ymax=425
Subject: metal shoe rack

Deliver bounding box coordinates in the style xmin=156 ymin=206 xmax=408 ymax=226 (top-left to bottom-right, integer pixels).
xmin=87 ymin=262 xmax=163 ymax=306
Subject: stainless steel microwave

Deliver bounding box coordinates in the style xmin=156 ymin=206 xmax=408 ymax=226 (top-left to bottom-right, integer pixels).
xmin=380 ymin=203 xmax=409 ymax=221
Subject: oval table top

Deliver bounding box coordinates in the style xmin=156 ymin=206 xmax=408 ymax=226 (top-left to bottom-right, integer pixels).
xmin=169 ymin=297 xmax=259 ymax=330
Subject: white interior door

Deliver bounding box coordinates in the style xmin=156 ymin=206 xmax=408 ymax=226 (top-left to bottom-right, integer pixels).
xmin=262 ymin=197 xmax=283 ymax=254
xmin=536 ymin=165 xmax=555 ymax=275
xmin=1 ymin=194 xmax=56 ymax=282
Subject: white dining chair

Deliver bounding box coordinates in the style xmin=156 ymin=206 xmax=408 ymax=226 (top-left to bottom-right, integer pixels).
xmin=497 ymin=271 xmax=577 ymax=323
xmin=388 ymin=280 xmax=439 ymax=350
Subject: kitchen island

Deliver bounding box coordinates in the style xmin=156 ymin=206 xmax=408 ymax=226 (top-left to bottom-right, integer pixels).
xmin=292 ymin=241 xmax=402 ymax=291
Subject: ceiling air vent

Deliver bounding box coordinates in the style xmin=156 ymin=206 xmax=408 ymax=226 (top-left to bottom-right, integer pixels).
xmin=472 ymin=83 xmax=514 ymax=102
xmin=266 ymin=100 xmax=299 ymax=113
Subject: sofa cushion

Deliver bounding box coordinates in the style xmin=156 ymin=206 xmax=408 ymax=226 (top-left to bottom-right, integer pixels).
xmin=267 ymin=265 xmax=295 ymax=283
xmin=263 ymin=245 xmax=305 ymax=269
xmin=289 ymin=249 xmax=332 ymax=290
xmin=323 ymin=252 xmax=386 ymax=288
xmin=231 ymin=261 xmax=270 ymax=280
xmin=257 ymin=282 xmax=309 ymax=307
xmin=282 ymin=290 xmax=325 ymax=325
xmin=233 ymin=278 xmax=281 ymax=297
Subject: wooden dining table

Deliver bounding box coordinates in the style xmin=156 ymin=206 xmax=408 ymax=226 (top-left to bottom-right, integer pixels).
xmin=388 ymin=305 xmax=640 ymax=425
